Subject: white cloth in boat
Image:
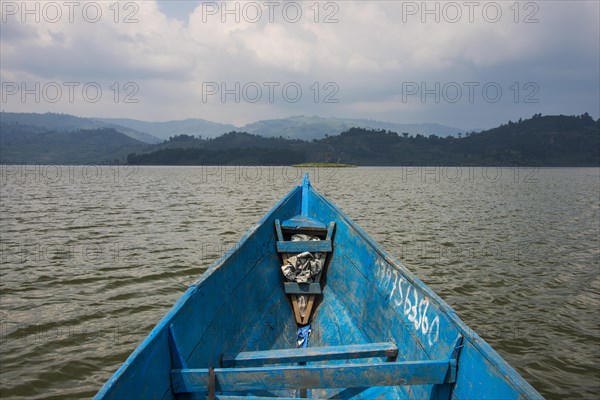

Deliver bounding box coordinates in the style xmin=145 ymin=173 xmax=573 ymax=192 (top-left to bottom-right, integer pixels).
xmin=281 ymin=234 xmax=325 ymax=283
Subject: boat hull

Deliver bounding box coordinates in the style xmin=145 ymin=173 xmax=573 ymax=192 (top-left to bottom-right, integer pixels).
xmin=95 ymin=178 xmax=542 ymax=399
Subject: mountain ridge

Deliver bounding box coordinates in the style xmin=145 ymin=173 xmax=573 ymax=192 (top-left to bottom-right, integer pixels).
xmin=0 ymin=112 xmax=161 ymax=144
xmin=127 ymin=113 xmax=599 ymax=167
xmin=239 ymin=115 xmax=468 ymax=140
xmin=2 ymin=112 xmax=597 ymax=166
xmin=0 ymin=125 xmax=146 ymax=164
xmin=95 ymin=117 xmax=237 ymax=141
xmin=2 ymin=112 xmax=469 ymax=143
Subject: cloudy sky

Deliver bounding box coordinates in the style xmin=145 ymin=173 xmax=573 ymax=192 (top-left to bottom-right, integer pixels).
xmin=1 ymin=0 xmax=598 ymax=130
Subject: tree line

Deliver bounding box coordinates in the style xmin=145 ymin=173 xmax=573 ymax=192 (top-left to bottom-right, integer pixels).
xmin=127 ymin=114 xmax=599 ymax=166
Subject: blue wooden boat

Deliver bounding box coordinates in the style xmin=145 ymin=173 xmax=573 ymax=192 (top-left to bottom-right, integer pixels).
xmin=95 ymin=174 xmax=542 ymax=399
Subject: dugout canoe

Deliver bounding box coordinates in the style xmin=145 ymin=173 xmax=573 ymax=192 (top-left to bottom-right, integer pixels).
xmin=95 ymin=174 xmax=542 ymax=399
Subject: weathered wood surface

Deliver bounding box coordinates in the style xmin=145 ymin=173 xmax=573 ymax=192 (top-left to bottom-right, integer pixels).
xmin=222 ymin=342 xmax=398 ymax=368
xmin=281 ymin=216 xmax=327 ymax=231
xmin=167 ymin=324 xmax=188 ymax=370
xmin=326 ymin=221 xmax=335 ymax=241
xmin=171 ymin=360 xmax=456 ymax=393
xmin=302 ymin=295 xmax=316 ymax=324
xmin=290 ymin=295 xmax=302 ymax=324
xmin=283 ymin=282 xmax=321 ymax=295
xmin=216 ymin=397 xmax=302 ymax=400
xmin=274 ymin=219 xmax=284 ymax=241
xmin=276 ymin=240 xmax=332 ymax=253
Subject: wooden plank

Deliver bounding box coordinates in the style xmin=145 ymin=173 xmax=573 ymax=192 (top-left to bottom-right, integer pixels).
xmin=291 ymin=295 xmax=302 ymax=324
xmin=281 ymin=216 xmax=327 ymax=231
xmin=302 ymin=295 xmax=316 ymax=324
xmin=284 ymin=282 xmax=321 ymax=295
xmin=274 ymin=219 xmax=284 ymax=241
xmin=216 ymin=396 xmax=302 ymax=400
xmin=207 ymin=367 xmax=216 ymax=400
xmin=171 ymin=360 xmax=455 ymax=393
xmin=168 ymin=324 xmax=188 ymax=369
xmin=326 ymin=221 xmax=336 ymax=241
xmin=222 ymin=342 xmax=398 ymax=368
xmin=276 ymin=240 xmax=332 ymax=253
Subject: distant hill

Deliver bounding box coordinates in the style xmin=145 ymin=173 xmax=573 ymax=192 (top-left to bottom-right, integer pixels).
xmin=0 ymin=123 xmax=146 ymax=163
xmin=240 ymin=115 xmax=466 ymax=140
xmin=97 ymin=115 xmax=467 ymax=140
xmin=458 ymin=113 xmax=600 ymax=165
xmin=2 ymin=112 xmax=597 ymax=166
xmin=127 ymin=132 xmax=307 ymax=166
xmin=127 ymin=114 xmax=599 ymax=166
xmin=0 ymin=112 xmax=161 ymax=144
xmin=1 ymin=112 xmax=467 ymax=144
xmin=95 ymin=117 xmax=236 ymax=141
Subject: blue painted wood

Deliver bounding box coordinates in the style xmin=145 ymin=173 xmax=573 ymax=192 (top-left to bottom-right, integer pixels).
xmin=301 ymin=172 xmax=310 ymax=217
xmin=280 ymin=216 xmax=327 ymax=231
xmin=187 ymin=252 xmax=286 ymax=368
xmin=216 ymin=397 xmax=302 ymax=400
xmin=326 ymin=221 xmax=336 ymax=241
xmin=171 ymin=359 xmax=456 ymax=393
xmin=283 ymin=282 xmax=321 ymax=295
xmin=236 ymin=294 xmax=297 ymax=354
xmin=168 ymin=324 xmax=188 ymax=370
xmin=221 ymin=342 xmax=398 ymax=367
xmin=307 ymin=287 xmax=392 ymax=399
xmin=274 ymin=219 xmax=284 ymax=242
xmin=276 ymin=240 xmax=332 ymax=253
xmin=95 ymin=174 xmax=543 ymax=400
xmin=320 ymin=251 xmax=430 ymax=399
xmin=309 ymin=188 xmax=542 ymax=399
xmin=449 ymin=335 xmax=463 ymax=383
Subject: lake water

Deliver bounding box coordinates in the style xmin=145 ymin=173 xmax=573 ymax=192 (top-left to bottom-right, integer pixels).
xmin=0 ymin=166 xmax=598 ymax=399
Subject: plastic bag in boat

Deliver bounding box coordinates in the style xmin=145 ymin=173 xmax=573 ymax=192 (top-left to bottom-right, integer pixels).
xmin=281 ymin=234 xmax=324 ymax=283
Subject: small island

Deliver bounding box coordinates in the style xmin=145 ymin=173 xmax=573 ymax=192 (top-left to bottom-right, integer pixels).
xmin=292 ymin=163 xmax=357 ymax=168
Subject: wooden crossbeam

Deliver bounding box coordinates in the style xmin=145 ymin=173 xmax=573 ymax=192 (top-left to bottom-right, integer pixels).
xmin=283 ymin=282 xmax=321 ymax=295
xmin=216 ymin=397 xmax=302 ymax=400
xmin=171 ymin=359 xmax=456 ymax=393
xmin=280 ymin=216 xmax=327 ymax=231
xmin=276 ymin=240 xmax=332 ymax=253
xmin=222 ymin=342 xmax=398 ymax=368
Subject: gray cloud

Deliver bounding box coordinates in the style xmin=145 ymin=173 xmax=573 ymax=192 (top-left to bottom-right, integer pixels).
xmin=1 ymin=0 xmax=597 ymax=129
